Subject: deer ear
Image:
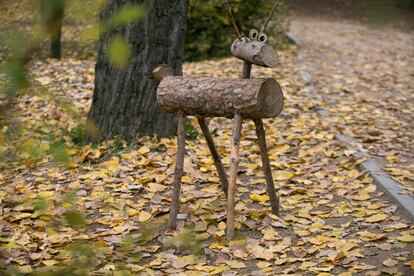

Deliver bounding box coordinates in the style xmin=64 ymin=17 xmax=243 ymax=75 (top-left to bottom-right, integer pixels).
xmin=153 ymin=64 xmax=174 ymax=81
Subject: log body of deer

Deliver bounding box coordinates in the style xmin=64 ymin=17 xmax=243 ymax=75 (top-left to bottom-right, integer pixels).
xmin=157 ymin=76 xmax=283 ymax=119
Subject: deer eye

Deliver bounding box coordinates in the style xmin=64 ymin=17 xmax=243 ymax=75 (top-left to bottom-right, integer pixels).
xmin=258 ymin=32 xmax=268 ymax=43
xmin=249 ymin=29 xmax=258 ymax=40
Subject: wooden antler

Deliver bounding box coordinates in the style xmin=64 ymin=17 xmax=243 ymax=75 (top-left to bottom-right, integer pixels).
xmin=260 ymin=0 xmax=281 ymax=33
xmin=225 ymin=0 xmax=241 ymax=37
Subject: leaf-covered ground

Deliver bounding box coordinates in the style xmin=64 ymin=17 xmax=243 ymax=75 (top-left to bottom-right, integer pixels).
xmin=290 ymin=17 xmax=414 ymax=198
xmin=1 ymin=17 xmax=414 ymax=275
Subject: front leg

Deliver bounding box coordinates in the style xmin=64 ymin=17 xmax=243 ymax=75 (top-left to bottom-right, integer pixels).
xmin=167 ymin=112 xmax=186 ymax=230
xmin=226 ymin=113 xmax=243 ymax=240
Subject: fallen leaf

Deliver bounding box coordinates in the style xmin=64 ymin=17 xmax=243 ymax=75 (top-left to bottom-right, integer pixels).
xmin=250 ymin=193 xmax=270 ymax=203
xmin=398 ymin=233 xmax=414 ymax=243
xmin=226 ymin=260 xmax=246 ymax=269
xmin=261 ymin=227 xmax=279 ymax=241
xmin=138 ymin=146 xmax=150 ymax=155
xmin=43 ymin=260 xmax=59 ymax=266
xmin=364 ymin=213 xmax=388 ymax=223
xmin=138 ymin=211 xmax=151 ymax=222
xmin=273 ymin=171 xmax=294 ymax=181
xmin=383 ymin=258 xmax=398 ymax=267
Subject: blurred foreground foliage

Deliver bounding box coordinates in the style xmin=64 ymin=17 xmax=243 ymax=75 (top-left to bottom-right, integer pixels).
xmin=0 ymin=0 xmax=144 ymax=166
xmin=0 ymin=3 xmax=142 ymax=272
xmin=186 ymin=0 xmax=289 ymax=61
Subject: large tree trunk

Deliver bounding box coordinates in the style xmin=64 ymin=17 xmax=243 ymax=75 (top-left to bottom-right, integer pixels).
xmin=85 ymin=0 xmax=189 ymax=143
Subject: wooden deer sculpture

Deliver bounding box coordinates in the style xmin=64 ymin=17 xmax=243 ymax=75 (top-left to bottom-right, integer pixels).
xmin=153 ymin=0 xmax=283 ymax=240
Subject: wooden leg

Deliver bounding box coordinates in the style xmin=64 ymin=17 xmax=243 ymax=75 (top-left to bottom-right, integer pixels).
xmin=168 ymin=113 xmax=186 ymax=230
xmin=227 ymin=114 xmax=243 ymax=240
xmin=197 ymin=117 xmax=228 ymax=197
xmin=254 ymin=119 xmax=279 ymax=216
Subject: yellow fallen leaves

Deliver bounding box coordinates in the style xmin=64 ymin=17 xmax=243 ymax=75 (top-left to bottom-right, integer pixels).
xmin=364 ymin=213 xmax=388 ymax=223
xmin=128 ymin=209 xmax=139 ymax=216
xmin=273 ymin=170 xmax=295 ymax=181
xmin=261 ymin=227 xmax=279 ymax=241
xmin=147 ymin=182 xmax=166 ymax=192
xmin=182 ymin=175 xmax=192 ymax=184
xmin=38 ymin=191 xmax=54 ymax=198
xmin=218 ymin=222 xmax=226 ymax=231
xmin=99 ymin=157 xmax=120 ymax=171
xmin=358 ymin=230 xmax=386 ymax=241
xmin=75 ymin=145 xmax=101 ymax=164
xmin=353 ymin=185 xmax=376 ymax=201
xmin=121 ymin=152 xmax=136 ymax=160
xmin=43 ymin=260 xmax=59 ymax=266
xmin=11 ymin=213 xmax=32 ymax=222
xmin=352 ymin=193 xmax=371 ymax=201
xmin=125 ymin=264 xmax=145 ymax=272
xmin=308 ymin=235 xmax=338 ymax=246
xmin=226 ymin=260 xmax=246 ymax=269
xmin=138 ymin=146 xmax=150 ymax=155
xmin=406 ymin=260 xmax=414 ymax=270
xmin=3 ymin=30 xmax=414 ymax=276
xmin=250 ymin=193 xmax=269 ymax=203
xmin=250 ymin=244 xmax=273 ymax=261
xmin=397 ymin=233 xmax=414 ymax=243
xmin=138 ymin=211 xmax=151 ymax=222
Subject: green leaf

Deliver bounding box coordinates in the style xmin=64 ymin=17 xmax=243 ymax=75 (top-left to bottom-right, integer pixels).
xmin=64 ymin=210 xmax=85 ymax=228
xmin=107 ymin=4 xmax=145 ymax=27
xmin=107 ymin=36 xmax=130 ymax=69
xmin=50 ymin=140 xmax=70 ymax=164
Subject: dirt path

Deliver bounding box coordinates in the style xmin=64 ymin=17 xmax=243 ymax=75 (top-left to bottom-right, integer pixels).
xmin=290 ymin=16 xmax=414 ymax=197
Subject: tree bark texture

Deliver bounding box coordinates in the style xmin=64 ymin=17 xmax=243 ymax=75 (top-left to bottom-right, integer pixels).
xmin=85 ymin=0 xmax=189 ymax=143
xmin=157 ymin=77 xmax=284 ymax=119
xmin=231 ymin=37 xmax=278 ymax=68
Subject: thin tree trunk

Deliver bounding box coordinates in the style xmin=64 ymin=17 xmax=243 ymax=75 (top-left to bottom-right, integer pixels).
xmin=85 ymin=0 xmax=189 ymax=143
xmin=50 ymin=9 xmax=63 ymax=59
xmin=40 ymin=0 xmax=65 ymax=59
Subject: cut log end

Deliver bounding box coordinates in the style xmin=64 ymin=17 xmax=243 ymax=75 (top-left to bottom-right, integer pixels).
xmin=258 ymin=79 xmax=284 ymax=118
xmin=261 ymin=45 xmax=278 ymax=68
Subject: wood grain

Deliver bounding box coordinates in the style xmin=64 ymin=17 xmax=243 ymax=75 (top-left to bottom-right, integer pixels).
xmin=157 ymin=76 xmax=283 ymax=119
